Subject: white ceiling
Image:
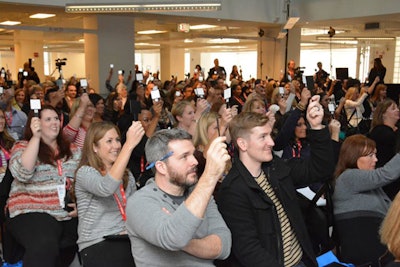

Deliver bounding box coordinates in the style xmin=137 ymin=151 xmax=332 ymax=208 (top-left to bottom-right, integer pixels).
xmin=0 ymin=2 xmax=400 ymax=53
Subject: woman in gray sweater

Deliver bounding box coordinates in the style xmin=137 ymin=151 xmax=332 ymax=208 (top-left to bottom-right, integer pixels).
xmin=75 ymin=121 xmax=144 ymax=267
xmin=333 ymin=134 xmax=400 ymax=267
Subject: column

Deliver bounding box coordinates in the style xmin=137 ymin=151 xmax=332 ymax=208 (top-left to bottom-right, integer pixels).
xmin=258 ymin=38 xmax=286 ymax=80
xmin=160 ymin=45 xmax=185 ymax=82
xmin=84 ymin=15 xmax=135 ymax=96
xmin=14 ymin=30 xmax=44 ymax=82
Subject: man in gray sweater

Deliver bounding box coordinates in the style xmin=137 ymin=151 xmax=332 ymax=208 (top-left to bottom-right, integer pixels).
xmin=126 ymin=128 xmax=232 ymax=266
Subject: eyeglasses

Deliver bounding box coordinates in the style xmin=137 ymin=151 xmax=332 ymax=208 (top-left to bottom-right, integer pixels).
xmin=146 ymin=151 xmax=173 ymax=170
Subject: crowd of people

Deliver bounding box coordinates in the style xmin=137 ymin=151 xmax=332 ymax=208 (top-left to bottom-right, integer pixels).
xmin=0 ymin=57 xmax=399 ymax=267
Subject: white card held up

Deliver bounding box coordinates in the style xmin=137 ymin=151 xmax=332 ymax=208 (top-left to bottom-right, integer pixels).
xmin=30 ymin=99 xmax=41 ymax=110
xmin=224 ymin=88 xmax=231 ymax=100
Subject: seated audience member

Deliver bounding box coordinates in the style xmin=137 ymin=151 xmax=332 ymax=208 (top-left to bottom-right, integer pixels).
xmin=63 ymin=93 xmax=94 ymax=149
xmin=217 ymin=95 xmax=334 ymax=267
xmin=0 ymin=107 xmax=14 ymax=182
xmin=126 ymin=128 xmax=232 ymax=266
xmin=369 ymin=99 xmax=400 ymax=200
xmin=45 ymin=87 xmax=69 ymax=128
xmin=230 ymin=84 xmax=245 ymax=113
xmin=89 ymin=93 xmax=105 ymax=123
xmin=2 ymin=87 xmax=27 ymax=141
xmin=11 ymin=88 xmax=25 ymax=111
xmin=75 ymin=121 xmax=144 ymax=266
xmin=193 ymin=110 xmax=233 ymax=178
xmin=380 ymin=192 xmax=400 ymax=267
xmin=127 ymin=105 xmax=163 ymax=188
xmin=171 ymin=99 xmax=207 ymax=136
xmin=103 ymin=92 xmax=123 ymax=124
xmin=333 ymin=134 xmax=400 ymax=266
xmin=7 ymin=105 xmax=81 ymax=266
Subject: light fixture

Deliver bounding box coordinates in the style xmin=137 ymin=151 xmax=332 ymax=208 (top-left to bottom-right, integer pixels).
xmin=65 ymin=1 xmax=222 ymax=13
xmin=184 ymin=39 xmax=193 ymax=43
xmin=29 ymin=13 xmax=56 ymax=19
xmin=316 ymin=36 xmax=395 ymax=41
xmin=277 ymin=30 xmax=287 ymax=39
xmin=137 ymin=30 xmax=167 ymax=35
xmin=0 ymin=21 xmax=21 ymax=26
xmin=207 ymin=38 xmax=239 ymax=44
xmin=135 ymin=43 xmax=161 ymax=47
xmin=189 ymin=24 xmax=218 ymax=30
xmin=283 ymin=17 xmax=300 ymax=30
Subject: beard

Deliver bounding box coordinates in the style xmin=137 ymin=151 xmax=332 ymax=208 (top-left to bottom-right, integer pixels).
xmin=168 ymin=166 xmax=198 ymax=189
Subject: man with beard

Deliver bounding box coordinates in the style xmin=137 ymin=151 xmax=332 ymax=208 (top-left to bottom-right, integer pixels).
xmin=126 ymin=128 xmax=232 ymax=266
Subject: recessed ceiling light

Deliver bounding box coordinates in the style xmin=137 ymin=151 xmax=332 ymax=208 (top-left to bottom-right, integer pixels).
xmin=184 ymin=39 xmax=193 ymax=43
xmin=135 ymin=43 xmax=161 ymax=47
xmin=0 ymin=21 xmax=21 ymax=26
xmin=29 ymin=13 xmax=56 ymax=19
xmin=190 ymin=24 xmax=217 ymax=30
xmin=207 ymin=38 xmax=239 ymax=44
xmin=137 ymin=30 xmax=167 ymax=35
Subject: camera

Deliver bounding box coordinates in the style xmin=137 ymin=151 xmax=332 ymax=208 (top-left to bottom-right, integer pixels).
xmin=55 ymin=58 xmax=67 ymax=71
xmin=328 ymin=27 xmax=336 ymax=38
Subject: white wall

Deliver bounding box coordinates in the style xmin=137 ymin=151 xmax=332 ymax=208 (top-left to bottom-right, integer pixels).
xmin=48 ymin=52 xmax=85 ymax=80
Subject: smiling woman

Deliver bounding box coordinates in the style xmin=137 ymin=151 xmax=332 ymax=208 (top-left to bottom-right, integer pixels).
xmin=74 ymin=120 xmax=144 ymax=267
xmin=6 ymin=105 xmax=81 ymax=266
xmin=332 ymin=134 xmax=400 ymax=266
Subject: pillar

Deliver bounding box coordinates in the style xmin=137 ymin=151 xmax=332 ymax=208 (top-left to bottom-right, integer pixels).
xmin=160 ymin=45 xmax=185 ymax=81
xmin=14 ymin=30 xmax=45 ymax=82
xmin=84 ymin=15 xmax=135 ymax=96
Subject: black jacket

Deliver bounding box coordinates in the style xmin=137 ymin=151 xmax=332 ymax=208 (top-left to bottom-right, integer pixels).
xmin=217 ymin=127 xmax=334 ymax=267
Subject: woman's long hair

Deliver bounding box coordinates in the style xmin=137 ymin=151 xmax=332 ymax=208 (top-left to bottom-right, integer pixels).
xmin=24 ymin=105 xmax=72 ymax=165
xmin=77 ymin=121 xmax=128 ymax=189
xmin=0 ymin=109 xmax=15 ymax=151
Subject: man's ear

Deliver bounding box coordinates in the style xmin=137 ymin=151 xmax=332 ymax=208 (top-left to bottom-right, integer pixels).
xmin=155 ymin=161 xmax=167 ymax=175
xmin=236 ymin=137 xmax=248 ymax=152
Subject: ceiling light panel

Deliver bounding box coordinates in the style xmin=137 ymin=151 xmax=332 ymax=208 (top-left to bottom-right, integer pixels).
xmin=137 ymin=30 xmax=167 ymax=35
xmin=65 ymin=1 xmax=222 ymax=13
xmin=190 ymin=24 xmax=218 ymax=30
xmin=0 ymin=21 xmax=21 ymax=26
xmin=29 ymin=13 xmax=56 ymax=19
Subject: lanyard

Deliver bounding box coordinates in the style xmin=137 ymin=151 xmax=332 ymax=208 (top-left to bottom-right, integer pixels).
xmin=57 ymin=159 xmax=63 ymax=176
xmin=291 ymin=140 xmax=302 ymax=158
xmin=113 ymin=184 xmax=127 ymax=221
xmin=5 ymin=111 xmax=12 ymax=127
xmin=140 ymin=156 xmax=145 ymax=173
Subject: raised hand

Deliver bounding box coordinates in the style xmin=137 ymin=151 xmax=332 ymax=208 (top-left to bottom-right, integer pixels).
xmin=31 ymin=117 xmax=41 ymax=138
xmin=204 ymin=136 xmax=231 ymax=182
xmin=306 ymin=95 xmax=324 ymax=130
xmin=125 ymin=121 xmax=145 ymax=149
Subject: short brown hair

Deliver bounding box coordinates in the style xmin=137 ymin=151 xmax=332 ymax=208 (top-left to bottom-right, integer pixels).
xmin=371 ymin=99 xmax=396 ymax=130
xmin=334 ymin=134 xmax=376 ymax=179
xmin=229 ymin=112 xmax=269 ymax=148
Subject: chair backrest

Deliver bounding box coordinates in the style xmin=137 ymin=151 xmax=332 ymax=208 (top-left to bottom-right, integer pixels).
xmin=335 ymin=216 xmax=387 ymax=267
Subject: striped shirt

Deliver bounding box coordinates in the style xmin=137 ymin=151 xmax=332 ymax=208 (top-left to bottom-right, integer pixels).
xmin=63 ymin=124 xmax=87 ymax=149
xmin=255 ymin=172 xmax=303 ymax=267
xmin=8 ymin=141 xmax=81 ymax=221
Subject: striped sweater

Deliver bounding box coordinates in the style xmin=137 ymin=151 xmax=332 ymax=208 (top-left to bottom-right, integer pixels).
xmin=75 ymin=166 xmax=137 ymax=251
xmin=63 ymin=124 xmax=86 ymax=149
xmin=7 ymin=141 xmax=81 ymax=221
